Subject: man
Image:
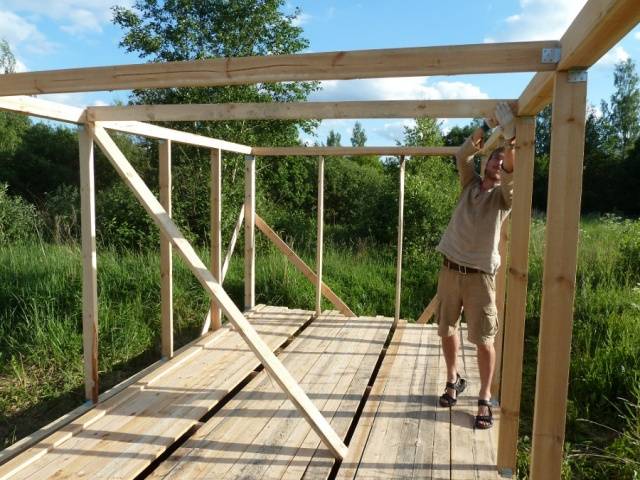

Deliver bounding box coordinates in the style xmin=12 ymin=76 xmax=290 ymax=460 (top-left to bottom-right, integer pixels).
xmin=435 ymin=102 xmax=515 ymax=429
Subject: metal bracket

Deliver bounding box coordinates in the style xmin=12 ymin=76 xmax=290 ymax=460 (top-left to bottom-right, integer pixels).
xmin=541 ymin=47 xmax=561 ymax=63
xmin=568 ymin=69 xmax=588 ymax=83
xmin=499 ymin=467 xmax=514 ymax=478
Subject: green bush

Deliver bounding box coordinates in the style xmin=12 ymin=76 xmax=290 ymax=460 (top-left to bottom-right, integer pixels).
xmin=0 ymin=183 xmax=43 ymax=243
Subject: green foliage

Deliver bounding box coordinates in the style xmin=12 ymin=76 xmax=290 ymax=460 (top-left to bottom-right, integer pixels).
xmin=0 ymin=184 xmax=43 ymax=243
xmin=326 ymin=129 xmax=342 ymax=146
xmin=350 ymin=121 xmax=367 ymax=147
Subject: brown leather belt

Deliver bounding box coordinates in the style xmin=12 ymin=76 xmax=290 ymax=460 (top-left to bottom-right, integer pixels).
xmin=443 ymin=257 xmax=480 ymax=274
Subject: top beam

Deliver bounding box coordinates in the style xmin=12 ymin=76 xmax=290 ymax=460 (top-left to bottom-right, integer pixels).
xmin=86 ymin=100 xmax=514 ymax=122
xmin=519 ymin=0 xmax=640 ymax=115
xmin=251 ymin=146 xmax=458 ymax=157
xmin=0 ymin=42 xmax=559 ymax=96
xmin=0 ymin=95 xmax=86 ymax=123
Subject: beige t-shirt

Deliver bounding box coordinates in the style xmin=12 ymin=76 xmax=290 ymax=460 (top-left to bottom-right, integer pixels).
xmin=436 ymin=136 xmax=513 ymax=274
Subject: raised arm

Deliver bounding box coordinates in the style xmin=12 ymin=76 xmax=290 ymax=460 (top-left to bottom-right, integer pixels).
xmin=455 ymin=127 xmax=484 ymax=188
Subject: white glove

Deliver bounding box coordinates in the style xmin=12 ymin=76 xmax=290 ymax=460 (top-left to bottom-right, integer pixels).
xmin=495 ymin=101 xmax=515 ymax=139
xmin=483 ymin=115 xmax=498 ymax=130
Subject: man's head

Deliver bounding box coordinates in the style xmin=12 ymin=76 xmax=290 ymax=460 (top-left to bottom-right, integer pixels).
xmin=482 ymin=147 xmax=505 ymax=183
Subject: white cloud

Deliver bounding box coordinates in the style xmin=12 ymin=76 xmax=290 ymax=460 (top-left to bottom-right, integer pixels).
xmin=311 ymin=77 xmax=489 ymax=102
xmin=483 ymin=37 xmax=496 ymax=44
xmin=594 ymin=45 xmax=630 ymax=68
xmin=1 ymin=0 xmax=134 ymax=37
xmin=373 ymin=120 xmax=416 ymax=144
xmin=634 ymin=31 xmax=640 ymax=41
xmin=0 ymin=10 xmax=56 ymax=54
xmin=291 ymin=12 xmax=311 ymax=27
xmin=489 ymin=0 xmax=587 ymax=41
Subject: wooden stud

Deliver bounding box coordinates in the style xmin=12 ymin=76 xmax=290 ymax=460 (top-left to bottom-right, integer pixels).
xmin=255 ymin=214 xmax=356 ymax=318
xmin=497 ymin=116 xmax=536 ymax=473
xmin=518 ymin=72 xmax=553 ymax=116
xmin=394 ymin=156 xmax=405 ymax=326
xmin=530 ymin=72 xmax=587 ymax=480
xmin=244 ymin=155 xmax=256 ymax=311
xmin=0 ymin=95 xmax=85 ymax=123
xmin=89 ymin=124 xmax=348 ymax=460
xmin=491 ymin=217 xmax=510 ymax=398
xmin=79 ymin=126 xmax=99 ymax=404
xmin=316 ymin=156 xmax=325 ymax=316
xmin=252 ymin=146 xmax=457 ymax=157
xmin=210 ymin=149 xmax=222 ymax=331
xmin=159 ymin=140 xmax=173 ymax=359
xmin=0 ymin=41 xmax=559 ymax=95
xmin=86 ymin=99 xmax=514 ymax=122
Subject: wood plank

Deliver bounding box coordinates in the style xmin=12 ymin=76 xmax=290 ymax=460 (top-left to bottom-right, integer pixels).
xmin=289 ymin=316 xmax=392 ymax=480
xmin=148 ymin=311 xmax=348 ymax=479
xmin=530 ymin=72 xmax=587 ymax=480
xmin=0 ymin=305 xmax=256 ymax=479
xmin=210 ymin=148 xmax=222 ymax=331
xmin=0 ymin=42 xmax=559 ymax=95
xmin=335 ymin=322 xmax=407 ymax=480
xmin=252 ymin=146 xmax=458 ymax=157
xmin=78 ymin=126 xmax=99 ymax=403
xmin=245 ymin=155 xmax=256 ymax=311
xmin=0 ymin=96 xmax=85 ymax=123
xmin=4 ymin=308 xmax=310 ymax=480
xmin=431 ymin=327 xmax=451 ymax=480
xmin=316 ymin=156 xmax=325 ymax=316
xmin=497 ymin=117 xmax=536 ymax=474
xmin=394 ymin=156 xmax=405 ymax=326
xmin=89 ymin=124 xmax=348 ymax=459
xmin=100 ymin=121 xmax=252 ymax=154
xmin=159 ymin=140 xmax=173 ymax=358
xmin=86 ymin=100 xmax=514 ymax=122
xmin=518 ymin=73 xmax=553 ymax=116
xmin=255 ymin=214 xmax=356 ymax=318
xmin=491 ymin=217 xmax=510 ymax=398
xmin=417 ymin=295 xmax=440 ymax=324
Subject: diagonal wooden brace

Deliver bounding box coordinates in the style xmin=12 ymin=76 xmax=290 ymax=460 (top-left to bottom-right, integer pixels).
xmin=89 ymin=123 xmax=348 ymax=460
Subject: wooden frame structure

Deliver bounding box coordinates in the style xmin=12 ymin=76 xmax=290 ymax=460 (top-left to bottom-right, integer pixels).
xmin=0 ymin=0 xmax=637 ymax=477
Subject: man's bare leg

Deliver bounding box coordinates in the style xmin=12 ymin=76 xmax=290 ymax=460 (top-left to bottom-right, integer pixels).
xmin=442 ymin=332 xmax=460 ymax=398
xmin=476 ymin=342 xmax=496 ymax=422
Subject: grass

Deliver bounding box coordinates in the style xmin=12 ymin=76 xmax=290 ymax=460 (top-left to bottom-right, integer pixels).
xmin=0 ymin=215 xmax=639 ymax=479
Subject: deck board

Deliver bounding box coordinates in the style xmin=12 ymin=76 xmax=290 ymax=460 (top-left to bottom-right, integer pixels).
xmin=1 ymin=306 xmax=311 ymax=480
xmin=1 ymin=310 xmax=502 ymax=480
xmin=335 ymin=323 xmax=500 ymax=480
xmin=149 ymin=312 xmax=392 ymax=480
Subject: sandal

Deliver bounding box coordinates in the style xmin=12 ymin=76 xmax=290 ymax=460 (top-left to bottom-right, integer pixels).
xmin=475 ymin=399 xmax=494 ymax=429
xmin=439 ymin=373 xmax=467 ymax=407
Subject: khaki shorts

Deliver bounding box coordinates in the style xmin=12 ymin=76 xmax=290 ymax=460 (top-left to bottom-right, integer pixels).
xmin=435 ymin=264 xmax=498 ymax=345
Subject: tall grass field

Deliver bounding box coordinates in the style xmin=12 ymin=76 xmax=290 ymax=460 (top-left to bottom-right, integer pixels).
xmin=0 ymin=215 xmax=639 ymax=479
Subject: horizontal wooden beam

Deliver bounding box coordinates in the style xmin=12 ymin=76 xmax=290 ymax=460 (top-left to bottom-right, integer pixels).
xmin=252 ymin=146 xmax=458 ymax=157
xmin=0 ymin=41 xmax=559 ymax=95
xmin=0 ymin=95 xmax=85 ymax=123
xmin=519 ymin=0 xmax=640 ymax=116
xmin=86 ymin=100 xmax=514 ymax=122
xmin=100 ymin=121 xmax=252 ymax=154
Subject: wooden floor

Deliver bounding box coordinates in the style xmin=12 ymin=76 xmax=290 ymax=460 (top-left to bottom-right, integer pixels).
xmin=0 ymin=306 xmax=501 ymax=480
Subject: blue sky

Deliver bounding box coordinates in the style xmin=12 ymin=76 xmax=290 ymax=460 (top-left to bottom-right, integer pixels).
xmin=1 ymin=0 xmax=639 ymax=145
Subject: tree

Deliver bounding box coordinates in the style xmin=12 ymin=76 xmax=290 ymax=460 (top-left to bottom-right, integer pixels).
xmin=350 ymin=121 xmax=367 ymax=147
xmin=0 ymin=40 xmax=29 ymax=157
xmin=606 ymin=58 xmax=640 ymax=157
xmin=326 ymin=130 xmax=342 ymax=146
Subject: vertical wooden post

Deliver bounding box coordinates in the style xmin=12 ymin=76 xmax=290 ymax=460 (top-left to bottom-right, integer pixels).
xmin=491 ymin=218 xmax=510 ymax=398
xmin=530 ymin=71 xmax=587 ymax=480
xmin=316 ymin=156 xmax=325 ymax=316
xmin=79 ymin=126 xmax=99 ymax=403
xmin=159 ymin=140 xmax=173 ymax=358
xmin=210 ymin=148 xmax=222 ymax=330
xmin=244 ymin=155 xmax=256 ymax=311
xmin=497 ymin=117 xmax=536 ymax=475
xmin=394 ymin=156 xmax=405 ymax=326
